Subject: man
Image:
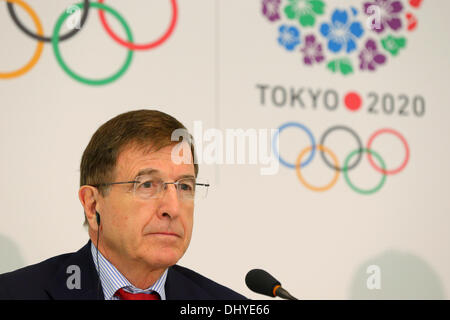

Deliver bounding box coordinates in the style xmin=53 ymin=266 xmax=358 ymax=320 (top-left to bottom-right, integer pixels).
xmin=0 ymin=109 xmax=246 ymax=300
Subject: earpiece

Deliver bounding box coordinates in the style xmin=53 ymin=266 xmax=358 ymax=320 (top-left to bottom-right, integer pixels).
xmin=95 ymin=211 xmax=101 ymax=226
xmin=94 ymin=210 xmax=102 ymax=299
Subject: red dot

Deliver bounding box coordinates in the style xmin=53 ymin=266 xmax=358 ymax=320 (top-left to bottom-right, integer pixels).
xmin=344 ymin=92 xmax=362 ymax=112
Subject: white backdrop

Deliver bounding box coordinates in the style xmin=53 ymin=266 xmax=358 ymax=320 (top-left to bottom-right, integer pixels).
xmin=1 ymin=0 xmax=449 ymax=299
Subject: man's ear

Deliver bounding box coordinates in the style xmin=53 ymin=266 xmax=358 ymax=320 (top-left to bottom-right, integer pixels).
xmin=79 ymin=186 xmax=100 ymax=231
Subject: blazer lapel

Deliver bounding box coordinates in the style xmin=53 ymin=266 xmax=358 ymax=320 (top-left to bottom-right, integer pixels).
xmin=165 ymin=266 xmax=208 ymax=300
xmin=45 ymin=241 xmax=104 ymax=300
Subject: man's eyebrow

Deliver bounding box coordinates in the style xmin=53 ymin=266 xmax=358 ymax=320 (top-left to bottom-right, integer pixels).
xmin=134 ymin=168 xmax=195 ymax=180
xmin=135 ymin=168 xmax=159 ymax=178
xmin=178 ymin=174 xmax=196 ymax=180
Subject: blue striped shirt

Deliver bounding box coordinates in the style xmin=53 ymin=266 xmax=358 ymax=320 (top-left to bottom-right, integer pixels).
xmin=90 ymin=242 xmax=167 ymax=300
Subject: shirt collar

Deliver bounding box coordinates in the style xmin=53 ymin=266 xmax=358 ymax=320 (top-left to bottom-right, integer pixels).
xmin=90 ymin=242 xmax=167 ymax=300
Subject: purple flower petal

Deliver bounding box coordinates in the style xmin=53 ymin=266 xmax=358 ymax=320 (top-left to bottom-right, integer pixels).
xmin=389 ymin=1 xmax=403 ymax=14
xmin=377 ymin=0 xmax=389 ymax=6
xmin=266 ymin=13 xmax=280 ymax=22
xmin=372 ymin=20 xmax=385 ymax=33
xmin=365 ymin=39 xmax=377 ymax=51
xmin=315 ymin=55 xmax=325 ymax=63
xmin=374 ymin=53 xmax=387 ymax=65
xmin=304 ymin=56 xmax=313 ymax=65
xmin=363 ymin=2 xmax=376 ymax=15
xmin=386 ymin=17 xmax=402 ymax=30
xmin=359 ymin=56 xmax=368 ymax=69
xmin=262 ymin=0 xmax=281 ymax=22
xmin=305 ymin=35 xmax=316 ymax=46
xmin=272 ymin=13 xmax=281 ymax=21
xmin=367 ymin=61 xmax=376 ymax=71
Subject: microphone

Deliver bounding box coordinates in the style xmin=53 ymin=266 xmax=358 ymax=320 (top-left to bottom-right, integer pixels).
xmin=245 ymin=269 xmax=298 ymax=300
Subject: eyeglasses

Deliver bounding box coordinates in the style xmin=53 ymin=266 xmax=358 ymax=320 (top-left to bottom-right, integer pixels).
xmin=90 ymin=174 xmax=210 ymax=201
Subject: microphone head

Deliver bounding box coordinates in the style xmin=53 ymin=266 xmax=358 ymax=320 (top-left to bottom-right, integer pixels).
xmin=245 ymin=269 xmax=281 ymax=297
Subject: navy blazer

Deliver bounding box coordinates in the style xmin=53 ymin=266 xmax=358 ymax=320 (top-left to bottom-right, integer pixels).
xmin=0 ymin=241 xmax=246 ymax=300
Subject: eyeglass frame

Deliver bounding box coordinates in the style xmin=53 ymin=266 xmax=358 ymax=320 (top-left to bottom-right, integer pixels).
xmin=88 ymin=175 xmax=210 ymax=200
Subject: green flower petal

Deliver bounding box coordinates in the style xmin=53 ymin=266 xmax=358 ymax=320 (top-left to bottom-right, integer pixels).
xmin=339 ymin=59 xmax=354 ymax=75
xmin=284 ymin=5 xmax=297 ymax=20
xmin=308 ymin=0 xmax=325 ymax=15
xmin=327 ymin=59 xmax=353 ymax=75
xmin=382 ymin=38 xmax=398 ymax=55
xmin=299 ymin=13 xmax=315 ymax=26
xmin=327 ymin=60 xmax=338 ymax=73
xmin=395 ymin=37 xmax=407 ymax=49
xmin=382 ymin=36 xmax=407 ymax=56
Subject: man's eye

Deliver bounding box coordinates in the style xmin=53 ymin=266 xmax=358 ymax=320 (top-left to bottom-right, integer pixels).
xmin=180 ymin=183 xmax=193 ymax=191
xmin=141 ymin=181 xmax=154 ymax=188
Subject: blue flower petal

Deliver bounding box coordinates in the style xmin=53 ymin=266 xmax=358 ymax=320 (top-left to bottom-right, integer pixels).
xmin=277 ymin=25 xmax=301 ymax=51
xmin=277 ymin=37 xmax=284 ymax=46
xmin=285 ymin=40 xmax=300 ymax=51
xmin=331 ymin=10 xmax=348 ymax=26
xmin=289 ymin=26 xmax=300 ymax=37
xmin=320 ymin=23 xmax=331 ymax=37
xmin=349 ymin=22 xmax=364 ymax=38
xmin=346 ymin=38 xmax=357 ymax=53
xmin=328 ymin=38 xmax=343 ymax=53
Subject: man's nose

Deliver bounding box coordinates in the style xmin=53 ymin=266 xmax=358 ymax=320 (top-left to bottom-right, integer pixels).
xmin=158 ymin=183 xmax=180 ymax=219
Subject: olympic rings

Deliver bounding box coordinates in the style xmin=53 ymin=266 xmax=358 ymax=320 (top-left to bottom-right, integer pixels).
xmin=295 ymin=144 xmax=340 ymax=192
xmin=272 ymin=122 xmax=316 ymax=169
xmin=274 ymin=122 xmax=409 ymax=194
xmin=343 ymin=148 xmax=387 ymax=195
xmin=98 ymin=0 xmax=178 ymax=51
xmin=1 ymin=0 xmax=178 ymax=84
xmin=367 ymin=128 xmax=410 ymax=175
xmin=0 ymin=0 xmax=44 ymax=79
xmin=7 ymin=0 xmax=90 ymax=42
xmin=53 ymin=2 xmax=134 ymax=86
xmin=319 ymin=125 xmax=363 ymax=172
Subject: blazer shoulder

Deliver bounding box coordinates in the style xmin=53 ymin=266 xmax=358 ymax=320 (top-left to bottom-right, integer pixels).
xmin=168 ymin=265 xmax=247 ymax=300
xmin=0 ymin=252 xmax=73 ymax=299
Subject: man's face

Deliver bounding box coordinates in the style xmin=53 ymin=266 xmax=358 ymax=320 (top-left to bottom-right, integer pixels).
xmin=97 ymin=143 xmax=195 ymax=270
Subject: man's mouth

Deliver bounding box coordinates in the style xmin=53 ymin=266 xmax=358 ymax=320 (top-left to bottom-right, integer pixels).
xmin=149 ymin=232 xmax=180 ymax=238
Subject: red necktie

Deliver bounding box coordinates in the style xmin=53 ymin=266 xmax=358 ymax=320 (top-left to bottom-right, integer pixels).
xmin=114 ymin=288 xmax=161 ymax=300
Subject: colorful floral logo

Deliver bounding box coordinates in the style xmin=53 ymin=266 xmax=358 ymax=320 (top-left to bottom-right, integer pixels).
xmin=261 ymin=0 xmax=423 ymax=75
